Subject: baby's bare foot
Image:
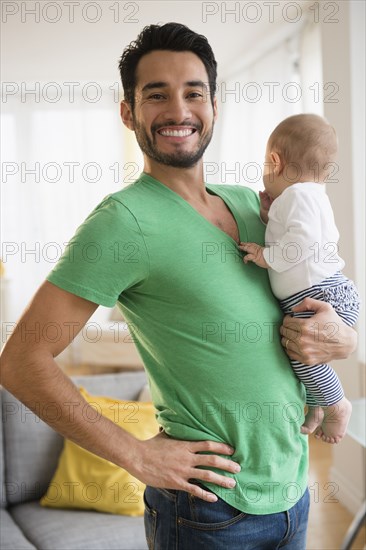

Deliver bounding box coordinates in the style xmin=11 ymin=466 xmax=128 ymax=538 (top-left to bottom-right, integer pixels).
xmin=301 ymin=406 xmax=324 ymax=435
xmin=314 ymin=397 xmax=352 ymax=444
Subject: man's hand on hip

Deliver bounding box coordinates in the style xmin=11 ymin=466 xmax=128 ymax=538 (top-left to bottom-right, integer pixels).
xmin=129 ymin=431 xmax=241 ymax=502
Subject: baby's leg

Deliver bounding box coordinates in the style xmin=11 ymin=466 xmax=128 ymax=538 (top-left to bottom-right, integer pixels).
xmin=301 ymin=404 xmax=324 ymax=435
xmin=293 ymin=362 xmax=351 ymax=443
xmin=301 ymin=399 xmax=352 ymax=443
xmin=280 ymin=276 xmax=359 ymax=444
xmin=313 ymin=397 xmax=352 ymax=444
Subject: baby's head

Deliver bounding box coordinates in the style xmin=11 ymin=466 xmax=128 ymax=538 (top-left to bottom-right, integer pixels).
xmin=263 ymin=114 xmax=338 ymax=199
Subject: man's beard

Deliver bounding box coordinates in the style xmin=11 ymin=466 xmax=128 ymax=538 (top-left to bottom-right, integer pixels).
xmin=132 ymin=117 xmax=214 ymax=169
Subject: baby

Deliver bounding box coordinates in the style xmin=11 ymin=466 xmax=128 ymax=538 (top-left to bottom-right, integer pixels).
xmin=240 ymin=114 xmax=360 ymax=444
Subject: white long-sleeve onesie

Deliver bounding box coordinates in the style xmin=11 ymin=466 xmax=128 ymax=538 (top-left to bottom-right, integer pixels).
xmin=262 ymin=182 xmax=345 ymax=300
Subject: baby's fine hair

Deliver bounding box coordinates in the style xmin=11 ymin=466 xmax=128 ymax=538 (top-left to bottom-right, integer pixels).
xmin=268 ymin=114 xmax=338 ymax=181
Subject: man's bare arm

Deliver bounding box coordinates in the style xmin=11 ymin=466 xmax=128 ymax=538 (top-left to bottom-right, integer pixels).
xmin=0 ymin=281 xmax=241 ymax=502
xmin=280 ymin=297 xmax=357 ymax=365
xmin=0 ymin=281 xmax=138 ymax=464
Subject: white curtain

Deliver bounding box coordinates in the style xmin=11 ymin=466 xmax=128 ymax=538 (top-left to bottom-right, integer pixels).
xmin=1 ymin=90 xmax=142 ymax=324
xmin=206 ymin=20 xmax=323 ymax=190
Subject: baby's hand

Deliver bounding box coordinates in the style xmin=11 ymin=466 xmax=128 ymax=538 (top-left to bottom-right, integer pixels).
xmin=239 ymin=242 xmax=269 ymax=268
xmin=259 ymin=191 xmax=273 ymax=211
xmin=259 ymin=191 xmax=273 ymax=224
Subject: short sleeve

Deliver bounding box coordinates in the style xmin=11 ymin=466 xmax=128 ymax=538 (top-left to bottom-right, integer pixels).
xmin=46 ymin=197 xmax=149 ymax=307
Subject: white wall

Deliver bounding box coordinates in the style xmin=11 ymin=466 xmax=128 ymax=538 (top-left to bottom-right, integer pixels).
xmin=320 ymin=0 xmax=366 ymax=515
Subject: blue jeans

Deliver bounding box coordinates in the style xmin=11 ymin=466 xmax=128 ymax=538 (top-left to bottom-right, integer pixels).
xmin=144 ymin=484 xmax=310 ymax=549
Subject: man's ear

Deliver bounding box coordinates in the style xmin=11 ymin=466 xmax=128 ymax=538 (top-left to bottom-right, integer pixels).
xmin=271 ymin=152 xmax=284 ymax=176
xmin=213 ymin=96 xmax=218 ymax=122
xmin=120 ymin=100 xmax=134 ymax=130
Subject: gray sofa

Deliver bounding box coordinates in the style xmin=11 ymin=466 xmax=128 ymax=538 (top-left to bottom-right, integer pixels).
xmin=0 ymin=371 xmax=149 ymax=550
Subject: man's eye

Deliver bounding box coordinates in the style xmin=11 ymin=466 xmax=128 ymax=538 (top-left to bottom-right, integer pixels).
xmin=188 ymin=92 xmax=203 ymax=99
xmin=148 ymin=93 xmax=164 ymax=100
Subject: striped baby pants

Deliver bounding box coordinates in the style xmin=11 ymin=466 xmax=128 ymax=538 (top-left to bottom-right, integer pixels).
xmin=279 ymin=272 xmax=360 ymax=406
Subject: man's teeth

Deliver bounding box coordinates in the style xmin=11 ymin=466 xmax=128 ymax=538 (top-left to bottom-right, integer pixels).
xmin=159 ymin=128 xmax=194 ymax=137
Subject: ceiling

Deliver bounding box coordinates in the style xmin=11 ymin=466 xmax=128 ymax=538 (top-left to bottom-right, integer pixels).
xmin=2 ymin=0 xmax=313 ymax=83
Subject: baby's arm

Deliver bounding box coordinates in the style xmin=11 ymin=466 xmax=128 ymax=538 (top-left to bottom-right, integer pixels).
xmin=259 ymin=190 xmax=273 ymax=224
xmin=248 ymin=188 xmax=321 ymax=273
xmin=239 ymin=191 xmax=272 ymax=268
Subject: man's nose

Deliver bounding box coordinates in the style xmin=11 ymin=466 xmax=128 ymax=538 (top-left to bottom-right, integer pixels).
xmin=163 ymin=96 xmax=192 ymax=122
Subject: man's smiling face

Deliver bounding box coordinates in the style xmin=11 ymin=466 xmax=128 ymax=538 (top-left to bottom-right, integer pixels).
xmin=129 ymin=50 xmax=217 ymax=169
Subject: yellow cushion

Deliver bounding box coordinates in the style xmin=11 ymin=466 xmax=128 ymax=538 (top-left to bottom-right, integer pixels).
xmin=40 ymin=387 xmax=159 ymax=516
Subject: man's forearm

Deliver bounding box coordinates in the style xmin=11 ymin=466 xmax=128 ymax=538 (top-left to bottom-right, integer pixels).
xmin=0 ymin=350 xmax=140 ymax=471
xmin=330 ymin=325 xmax=357 ymax=359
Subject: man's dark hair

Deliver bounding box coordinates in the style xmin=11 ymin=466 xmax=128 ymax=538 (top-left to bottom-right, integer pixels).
xmin=118 ymin=22 xmax=217 ymax=111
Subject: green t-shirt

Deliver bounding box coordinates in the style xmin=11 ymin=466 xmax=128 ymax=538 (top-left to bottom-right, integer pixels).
xmin=47 ymin=172 xmax=308 ymax=514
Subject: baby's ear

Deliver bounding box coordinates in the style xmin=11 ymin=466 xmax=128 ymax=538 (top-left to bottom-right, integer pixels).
xmin=271 ymin=152 xmax=283 ymax=175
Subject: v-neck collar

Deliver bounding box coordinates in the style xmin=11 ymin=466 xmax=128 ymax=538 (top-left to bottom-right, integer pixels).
xmin=139 ymin=172 xmax=242 ymax=246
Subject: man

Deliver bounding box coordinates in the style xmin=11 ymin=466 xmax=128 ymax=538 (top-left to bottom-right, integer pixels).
xmin=0 ymin=23 xmax=357 ymax=549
